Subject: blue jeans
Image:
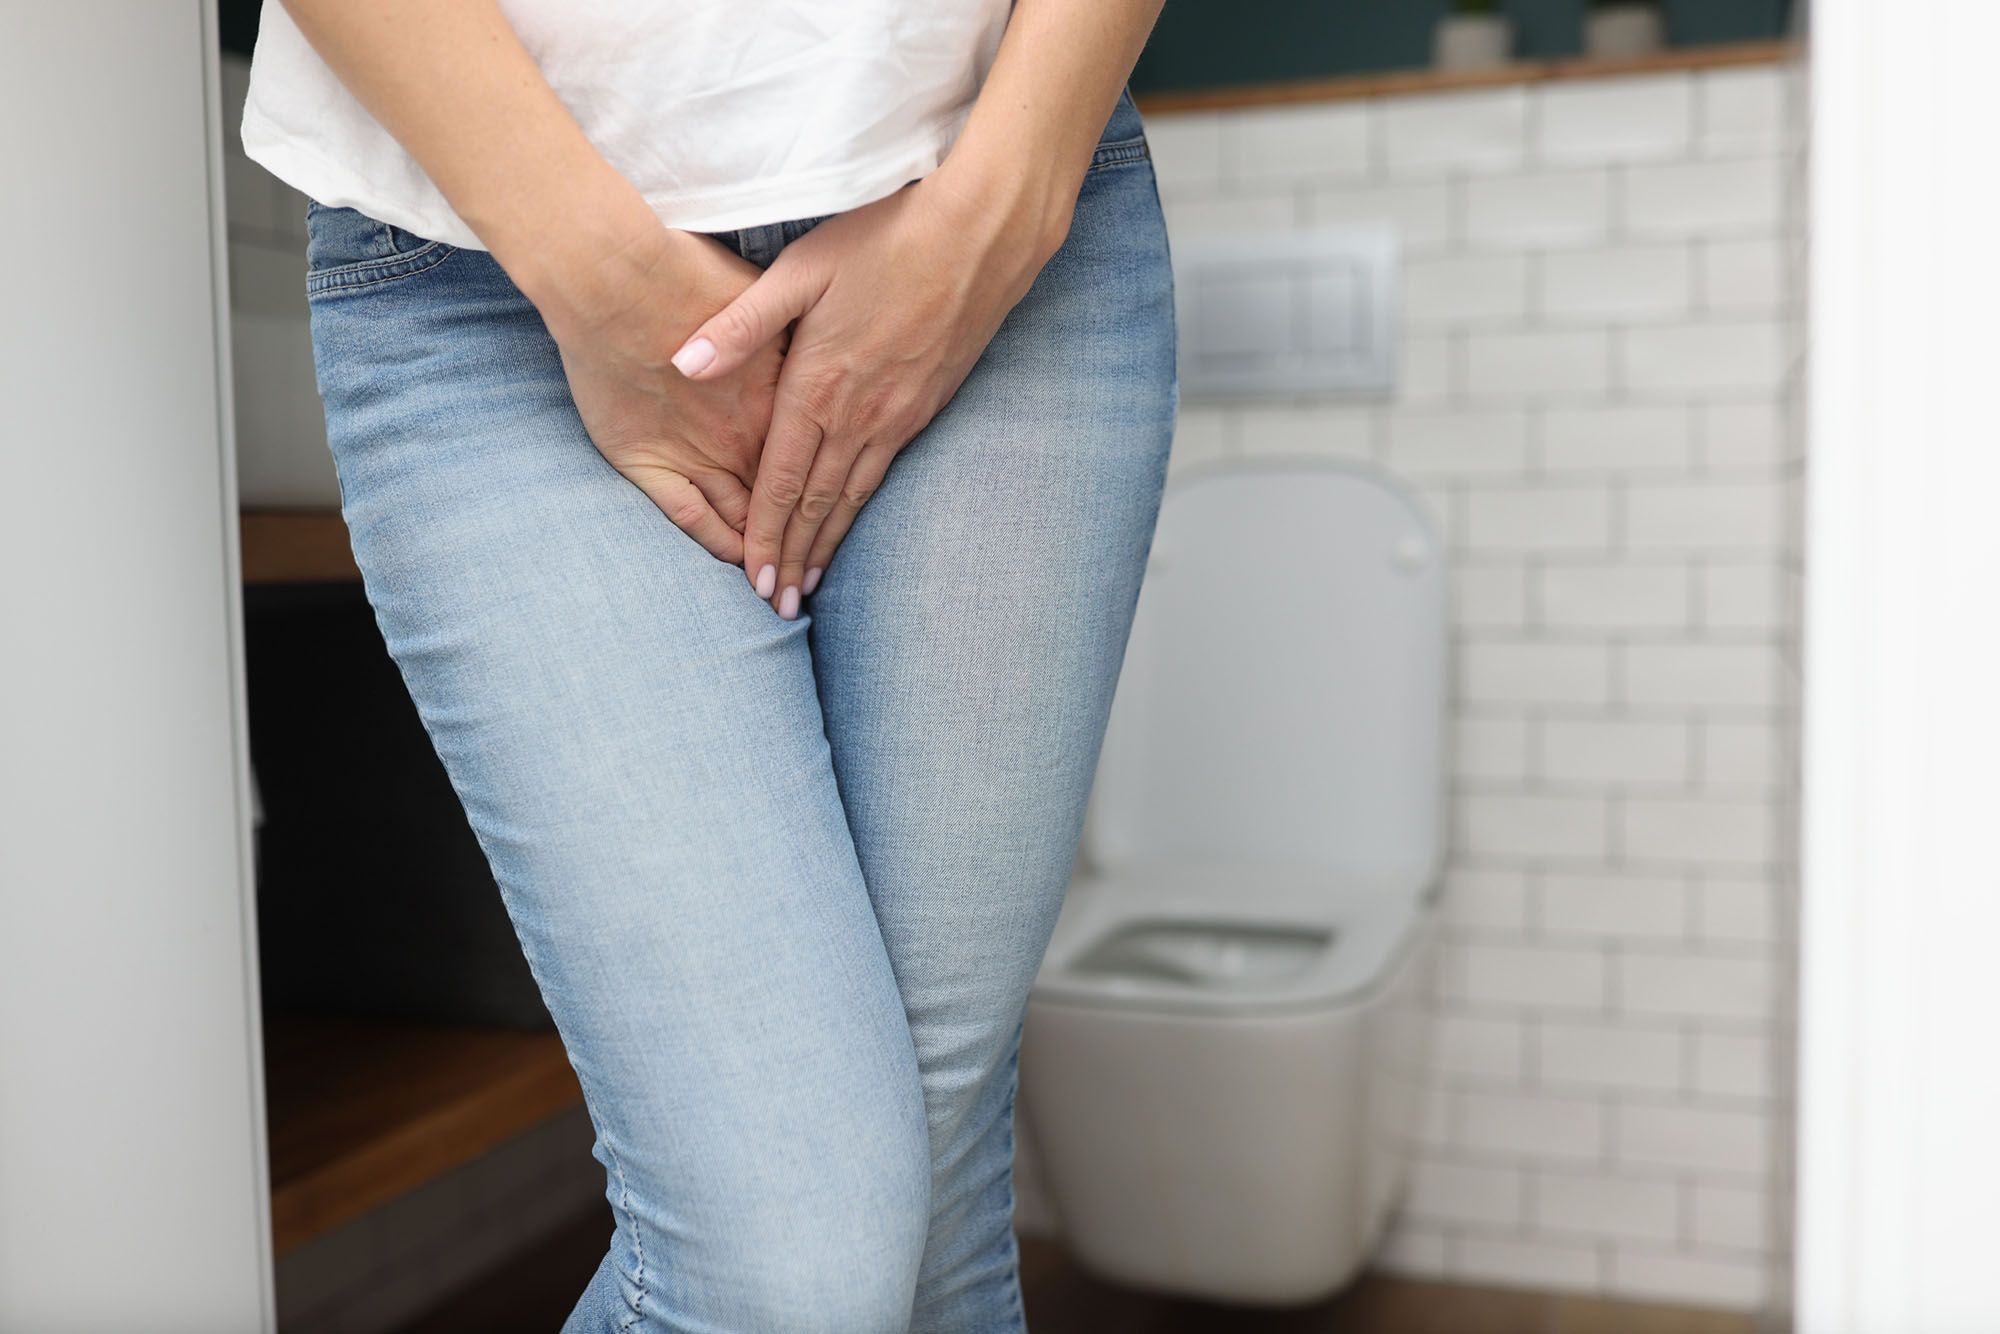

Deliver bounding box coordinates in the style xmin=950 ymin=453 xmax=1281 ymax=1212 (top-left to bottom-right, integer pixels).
xmin=302 ymin=89 xmax=1173 ymax=1333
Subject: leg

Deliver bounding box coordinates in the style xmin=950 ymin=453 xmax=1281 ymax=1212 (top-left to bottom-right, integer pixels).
xmin=804 ymin=103 xmax=1177 ymax=1332
xmin=305 ymin=220 xmax=931 ymax=1333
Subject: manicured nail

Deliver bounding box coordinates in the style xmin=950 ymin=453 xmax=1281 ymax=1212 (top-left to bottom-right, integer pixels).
xmin=671 ymin=337 xmax=716 ymax=377
xmin=802 ymin=566 xmax=823 ymax=596
xmin=754 ymin=563 xmax=777 ymax=599
xmin=778 ymin=586 xmax=801 ymax=620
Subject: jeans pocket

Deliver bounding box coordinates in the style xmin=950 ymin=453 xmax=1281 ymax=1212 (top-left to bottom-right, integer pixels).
xmin=1085 ymin=85 xmax=1150 ymax=174
xmin=305 ymin=200 xmax=459 ymax=298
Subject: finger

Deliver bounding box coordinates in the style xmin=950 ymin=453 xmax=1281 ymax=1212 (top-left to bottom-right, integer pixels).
xmin=772 ymin=437 xmax=865 ymax=617
xmin=670 ymin=252 xmax=827 ymax=382
xmin=630 ymin=466 xmax=745 ymax=565
xmin=691 ymin=468 xmax=751 ymax=534
xmin=801 ymin=442 xmax=899 ymax=593
xmin=744 ymin=401 xmax=823 ymax=600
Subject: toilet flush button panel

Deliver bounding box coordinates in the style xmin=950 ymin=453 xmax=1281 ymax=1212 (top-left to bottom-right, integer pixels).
xmin=1172 ymin=227 xmax=1398 ymax=399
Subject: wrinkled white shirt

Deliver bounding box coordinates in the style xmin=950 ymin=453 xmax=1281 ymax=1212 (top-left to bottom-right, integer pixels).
xmin=241 ymin=0 xmax=1013 ymax=249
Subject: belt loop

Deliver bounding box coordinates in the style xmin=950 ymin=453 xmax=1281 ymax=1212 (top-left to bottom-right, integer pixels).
xmin=748 ymin=222 xmax=786 ymax=268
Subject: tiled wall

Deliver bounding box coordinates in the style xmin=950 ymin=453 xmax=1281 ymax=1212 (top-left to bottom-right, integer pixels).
xmin=1139 ymin=62 xmax=1803 ymax=1312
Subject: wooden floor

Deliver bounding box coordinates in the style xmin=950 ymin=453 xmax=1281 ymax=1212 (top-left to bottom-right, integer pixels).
xmin=387 ymin=1206 xmax=1757 ymax=1334
xmin=1016 ymin=1239 xmax=1756 ymax=1334
xmin=265 ymin=1013 xmax=581 ymax=1255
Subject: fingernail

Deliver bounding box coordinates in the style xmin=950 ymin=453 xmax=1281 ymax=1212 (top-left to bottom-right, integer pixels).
xmin=802 ymin=566 xmax=823 ymax=596
xmin=754 ymin=563 xmax=777 ymax=599
xmin=671 ymin=337 xmax=716 ymax=377
xmin=778 ymin=586 xmax=800 ymax=620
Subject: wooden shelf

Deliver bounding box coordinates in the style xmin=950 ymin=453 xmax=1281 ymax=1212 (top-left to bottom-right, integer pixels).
xmin=242 ymin=509 xmax=359 ymax=585
xmin=264 ymin=1012 xmax=583 ymax=1255
xmin=1134 ymin=39 xmax=1796 ymax=114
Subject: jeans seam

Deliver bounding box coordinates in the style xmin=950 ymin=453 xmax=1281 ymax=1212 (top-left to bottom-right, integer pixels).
xmin=999 ymin=1018 xmax=1028 ymax=1332
xmin=1087 ymin=136 xmax=1151 ymax=173
xmin=306 ymin=241 xmax=459 ymax=296
xmin=596 ymin=1118 xmax=649 ymax=1332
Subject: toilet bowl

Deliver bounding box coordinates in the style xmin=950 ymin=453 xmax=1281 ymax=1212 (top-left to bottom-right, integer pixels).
xmin=1018 ymin=459 xmax=1449 ymax=1305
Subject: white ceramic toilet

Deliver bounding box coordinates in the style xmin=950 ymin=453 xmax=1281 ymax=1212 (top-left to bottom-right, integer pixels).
xmin=1017 ymin=458 xmax=1449 ymax=1305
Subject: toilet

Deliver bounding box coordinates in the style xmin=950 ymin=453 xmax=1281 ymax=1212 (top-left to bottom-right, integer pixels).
xmin=1017 ymin=459 xmax=1449 ymax=1305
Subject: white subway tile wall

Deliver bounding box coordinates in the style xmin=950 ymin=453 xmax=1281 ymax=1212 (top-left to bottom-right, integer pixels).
xmin=1151 ymin=61 xmax=1800 ymax=1312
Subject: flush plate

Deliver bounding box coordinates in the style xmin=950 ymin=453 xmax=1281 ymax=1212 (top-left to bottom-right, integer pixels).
xmin=1172 ymin=226 xmax=1399 ymax=400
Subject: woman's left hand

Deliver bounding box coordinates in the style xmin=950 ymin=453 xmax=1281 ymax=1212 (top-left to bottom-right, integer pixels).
xmin=670 ymin=164 xmax=1072 ymax=617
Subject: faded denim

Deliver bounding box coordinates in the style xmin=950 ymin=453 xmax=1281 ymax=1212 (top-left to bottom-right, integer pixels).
xmin=302 ymin=87 xmax=1174 ymax=1333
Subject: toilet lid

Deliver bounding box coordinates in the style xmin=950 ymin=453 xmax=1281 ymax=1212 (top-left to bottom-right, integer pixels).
xmin=1085 ymin=461 xmax=1448 ymax=889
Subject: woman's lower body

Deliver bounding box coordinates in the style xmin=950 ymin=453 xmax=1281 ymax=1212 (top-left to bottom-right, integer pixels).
xmin=303 ymin=90 xmax=1175 ymax=1333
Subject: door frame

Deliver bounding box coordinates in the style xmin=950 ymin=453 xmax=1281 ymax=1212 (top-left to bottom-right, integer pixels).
xmin=1796 ymin=1 xmax=2000 ymax=1329
xmin=0 ymin=2 xmax=273 ymax=1328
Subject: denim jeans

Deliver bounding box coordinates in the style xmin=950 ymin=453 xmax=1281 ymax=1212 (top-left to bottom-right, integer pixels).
xmin=302 ymin=88 xmax=1174 ymax=1333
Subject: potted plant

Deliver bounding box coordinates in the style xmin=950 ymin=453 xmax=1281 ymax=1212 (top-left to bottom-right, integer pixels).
xmin=1434 ymin=0 xmax=1513 ymax=71
xmin=1585 ymin=0 xmax=1666 ymax=58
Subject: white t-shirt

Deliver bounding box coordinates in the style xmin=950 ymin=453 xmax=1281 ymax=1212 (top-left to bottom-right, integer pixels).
xmin=240 ymin=0 xmax=1014 ymax=250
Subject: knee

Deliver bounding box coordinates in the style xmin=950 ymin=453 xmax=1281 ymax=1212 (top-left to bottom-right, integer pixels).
xmin=686 ymin=1178 xmax=931 ymax=1332
xmin=713 ymin=1216 xmax=930 ymax=1332
xmin=623 ymin=1128 xmax=933 ymax=1333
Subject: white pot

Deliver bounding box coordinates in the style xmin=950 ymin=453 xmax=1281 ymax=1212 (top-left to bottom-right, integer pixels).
xmin=1585 ymin=4 xmax=1667 ymax=58
xmin=1433 ymin=15 xmax=1513 ymax=71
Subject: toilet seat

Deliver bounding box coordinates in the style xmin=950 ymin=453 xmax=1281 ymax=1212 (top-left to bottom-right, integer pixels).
xmin=1035 ymin=861 xmax=1435 ymax=1018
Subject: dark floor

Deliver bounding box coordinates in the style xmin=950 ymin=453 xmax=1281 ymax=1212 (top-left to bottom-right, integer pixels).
xmin=390 ymin=1206 xmax=1757 ymax=1334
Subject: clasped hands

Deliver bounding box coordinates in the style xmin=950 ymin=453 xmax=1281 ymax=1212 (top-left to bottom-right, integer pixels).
xmin=545 ymin=167 xmax=1064 ymax=618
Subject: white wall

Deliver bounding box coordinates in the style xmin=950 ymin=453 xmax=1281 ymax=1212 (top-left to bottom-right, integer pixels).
xmin=1140 ymin=60 xmax=1805 ymax=1312
xmin=0 ymin=3 xmax=272 ymax=1332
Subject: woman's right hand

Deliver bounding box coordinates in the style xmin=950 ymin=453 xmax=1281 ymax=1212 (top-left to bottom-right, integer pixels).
xmin=532 ymin=227 xmax=786 ymax=566
xmin=273 ymin=0 xmax=788 ymax=567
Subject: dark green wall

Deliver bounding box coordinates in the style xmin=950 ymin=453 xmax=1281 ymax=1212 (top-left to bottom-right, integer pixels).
xmin=1131 ymin=0 xmax=1792 ymax=93
xmin=219 ymin=0 xmax=258 ymax=56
